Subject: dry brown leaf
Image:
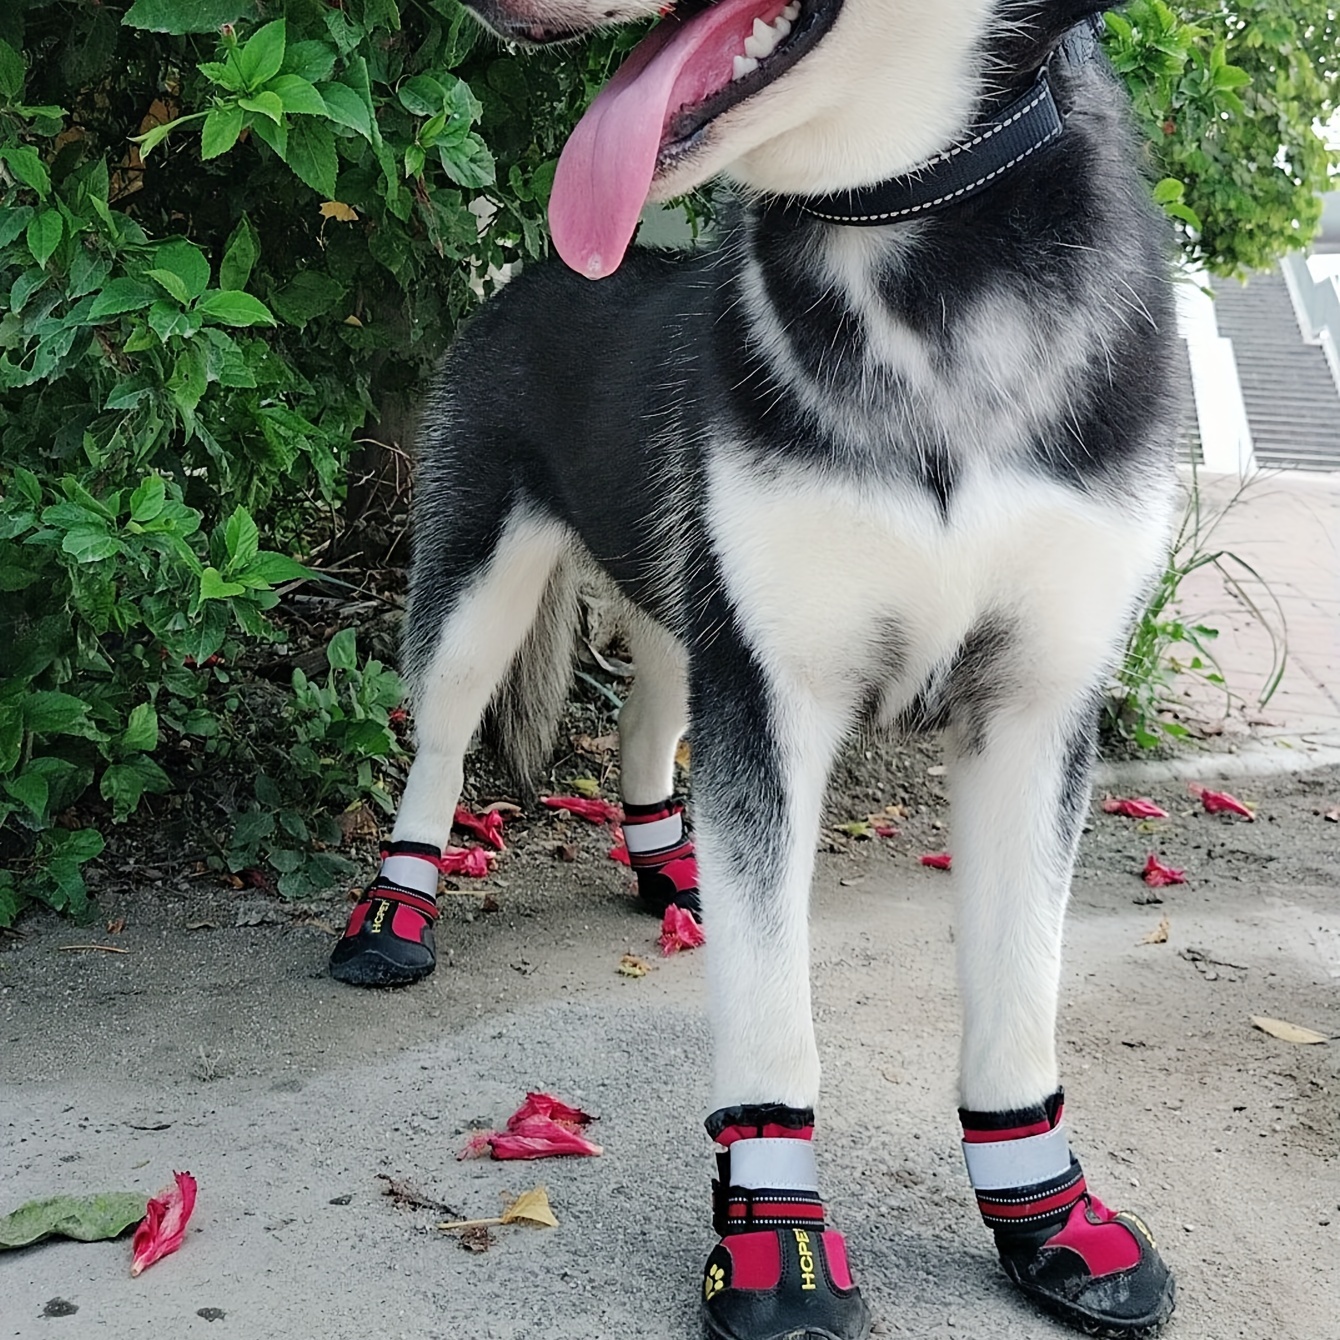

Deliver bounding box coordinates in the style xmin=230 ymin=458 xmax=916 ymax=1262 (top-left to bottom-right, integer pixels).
xmin=618 ymin=953 xmax=650 ymax=977
xmin=458 ymin=1225 xmax=494 ymax=1253
xmin=106 ymin=918 xmax=127 ymax=935
xmin=675 ymin=740 xmax=692 ymax=771
xmin=319 ymin=200 xmax=360 ymax=222
xmin=337 ymin=801 xmax=378 ymax=844
xmin=483 ymin=801 xmax=524 ymax=817
xmin=1139 ymin=916 xmax=1170 ymax=945
xmin=1251 ymin=1016 xmax=1328 ymax=1045
xmin=501 ymin=1186 xmax=558 ymax=1228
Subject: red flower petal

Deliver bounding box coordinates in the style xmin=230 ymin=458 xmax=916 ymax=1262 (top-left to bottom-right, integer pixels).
xmin=920 ymin=852 xmax=953 ymax=870
xmin=130 ymin=1171 xmax=197 ymax=1276
xmin=1188 ymin=784 xmax=1254 ymax=820
xmin=438 ymin=845 xmax=494 ymax=877
xmin=659 ymin=903 xmax=706 ymax=956
xmin=486 ymin=1123 xmax=604 ymax=1159
xmin=1142 ymin=853 xmax=1186 ymax=887
xmin=453 ymin=804 xmax=506 ymax=850
xmin=1101 ymin=796 xmax=1169 ymax=819
xmin=607 ymin=841 xmax=631 ymax=865
xmin=873 ymin=824 xmax=899 ymax=838
xmin=541 ymin=795 xmax=623 ymax=824
xmin=456 ymin=1093 xmax=602 ymax=1159
xmin=507 ymin=1092 xmax=595 ymax=1131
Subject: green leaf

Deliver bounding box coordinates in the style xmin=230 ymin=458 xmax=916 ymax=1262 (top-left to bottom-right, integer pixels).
xmin=267 ymin=74 xmax=327 ymax=117
xmin=238 ymin=90 xmax=283 ymax=124
xmin=129 ymin=475 xmax=167 ymax=522
xmin=62 ymin=529 xmax=124 ymax=561
xmin=0 ymin=144 xmax=50 ymax=196
xmin=5 ymin=769 xmax=49 ymax=820
xmin=197 ymin=60 xmax=245 ymax=94
xmin=146 ymin=268 xmax=191 ymax=304
xmin=440 ymin=135 xmax=495 ymax=189
xmin=398 ymin=74 xmax=446 ymax=118
xmin=88 ymin=278 xmax=158 ymax=320
xmin=199 ymin=566 xmax=246 ymax=600
xmin=284 ymin=118 xmax=338 ymax=197
xmin=282 ymin=40 xmax=337 ymax=85
xmin=195 ymin=290 xmax=277 ymax=327
xmin=0 ymin=37 xmax=24 ymax=101
xmin=0 ymin=205 xmax=33 ymax=248
xmin=24 ymin=691 xmax=91 ymax=735
xmin=269 ymin=270 xmax=345 ymax=328
xmin=156 ymin=240 xmax=212 ymax=298
xmin=237 ymin=18 xmax=287 ymax=90
xmin=122 ymin=0 xmax=253 ymax=34
xmin=317 ymin=82 xmax=372 ymax=140
xmin=120 ymin=702 xmax=159 ymax=753
xmin=26 ymin=209 xmax=62 ymax=267
xmin=219 ymin=215 xmax=259 ymax=291
xmin=201 ymin=102 xmax=245 ymax=159
xmin=0 ymin=1193 xmax=148 ymax=1250
xmin=248 ymin=111 xmax=287 ymax=160
xmin=101 ymin=757 xmax=170 ymax=820
xmin=223 ymin=505 xmax=259 ymax=568
xmin=237 ymin=551 xmax=312 ymax=585
xmin=325 ymin=628 xmax=358 ymax=672
xmin=1152 ymin=176 xmax=1186 ymax=205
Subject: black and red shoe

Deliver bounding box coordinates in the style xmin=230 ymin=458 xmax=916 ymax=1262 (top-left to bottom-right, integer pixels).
xmin=329 ymin=840 xmax=441 ymax=988
xmin=622 ymin=798 xmax=701 ymax=919
xmin=701 ymin=1105 xmax=871 ymax=1340
xmin=962 ymin=1091 xmax=1175 ymax=1336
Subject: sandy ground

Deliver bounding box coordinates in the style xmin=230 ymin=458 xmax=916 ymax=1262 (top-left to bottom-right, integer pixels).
xmin=1 ymin=757 xmax=1337 ymax=1340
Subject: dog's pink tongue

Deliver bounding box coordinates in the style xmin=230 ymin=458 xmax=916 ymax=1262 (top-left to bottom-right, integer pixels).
xmin=550 ymin=3 xmax=761 ymax=279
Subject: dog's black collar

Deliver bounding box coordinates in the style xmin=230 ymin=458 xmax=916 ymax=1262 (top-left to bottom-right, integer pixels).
xmin=789 ymin=20 xmax=1100 ymax=227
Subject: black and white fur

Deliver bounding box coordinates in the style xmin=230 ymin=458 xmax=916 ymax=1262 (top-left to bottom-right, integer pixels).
xmin=393 ymin=0 xmax=1177 ymax=1191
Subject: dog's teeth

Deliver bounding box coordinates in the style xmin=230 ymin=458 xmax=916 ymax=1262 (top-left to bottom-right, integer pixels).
xmin=770 ymin=14 xmax=792 ymax=39
xmin=782 ymin=2 xmax=800 ymax=19
xmin=744 ymin=20 xmax=777 ymax=59
xmin=733 ymin=54 xmax=759 ymax=79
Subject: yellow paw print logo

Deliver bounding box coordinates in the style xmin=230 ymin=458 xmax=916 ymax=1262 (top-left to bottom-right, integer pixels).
xmin=704 ymin=1263 xmax=726 ymax=1301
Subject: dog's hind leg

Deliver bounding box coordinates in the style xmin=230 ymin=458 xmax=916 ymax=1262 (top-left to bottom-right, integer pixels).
xmin=329 ymin=505 xmax=571 ymax=988
xmin=950 ymin=691 xmax=1175 ymax=1335
xmin=690 ymin=631 xmax=872 ymax=1340
xmin=616 ymin=620 xmax=699 ymax=917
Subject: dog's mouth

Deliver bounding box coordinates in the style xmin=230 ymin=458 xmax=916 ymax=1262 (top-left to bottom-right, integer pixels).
xmin=549 ymin=0 xmax=843 ymax=279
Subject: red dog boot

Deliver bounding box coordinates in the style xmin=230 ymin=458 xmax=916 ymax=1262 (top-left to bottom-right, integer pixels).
xmin=622 ymin=798 xmax=700 ymax=919
xmin=701 ymin=1105 xmax=871 ymax=1340
xmin=329 ymin=840 xmax=440 ymax=987
xmin=961 ymin=1090 xmax=1175 ymax=1335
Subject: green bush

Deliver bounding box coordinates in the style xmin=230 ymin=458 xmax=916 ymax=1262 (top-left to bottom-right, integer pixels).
xmin=0 ymin=0 xmax=1335 ymax=925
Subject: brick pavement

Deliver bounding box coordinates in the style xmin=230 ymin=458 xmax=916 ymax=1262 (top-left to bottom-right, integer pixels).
xmin=1161 ymin=468 xmax=1340 ymax=761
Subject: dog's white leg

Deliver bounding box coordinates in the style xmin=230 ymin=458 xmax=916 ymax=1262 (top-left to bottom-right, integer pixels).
xmin=330 ymin=512 xmax=568 ymax=987
xmin=951 ymin=695 xmax=1094 ymax=1113
xmin=393 ymin=515 xmax=568 ymax=848
xmin=618 ymin=620 xmax=687 ymax=805
xmin=693 ymin=655 xmax=853 ymax=1110
xmin=950 ymin=687 xmax=1174 ymax=1330
xmin=617 ymin=622 xmax=699 ymax=916
xmin=691 ymin=642 xmax=871 ymax=1334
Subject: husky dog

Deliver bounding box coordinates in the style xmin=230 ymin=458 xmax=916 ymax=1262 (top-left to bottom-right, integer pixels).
xmin=330 ymin=1 xmax=1181 ymax=1335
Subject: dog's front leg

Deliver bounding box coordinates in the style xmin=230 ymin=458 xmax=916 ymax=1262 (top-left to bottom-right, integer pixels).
xmin=951 ymin=696 xmax=1175 ymax=1336
xmin=689 ymin=631 xmax=872 ymax=1340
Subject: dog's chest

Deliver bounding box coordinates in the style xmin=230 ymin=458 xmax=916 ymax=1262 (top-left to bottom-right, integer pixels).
xmin=703 ymin=451 xmax=1167 ymax=691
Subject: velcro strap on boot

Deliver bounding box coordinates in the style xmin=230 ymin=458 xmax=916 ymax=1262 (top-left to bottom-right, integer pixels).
xmin=361 ymin=883 xmax=439 ymax=922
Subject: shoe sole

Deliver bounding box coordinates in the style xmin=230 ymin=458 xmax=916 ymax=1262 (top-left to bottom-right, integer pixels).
xmin=1018 ymin=1274 xmax=1176 ymax=1337
xmin=329 ymin=954 xmax=434 ymax=988
xmin=701 ymin=1300 xmax=873 ymax=1340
